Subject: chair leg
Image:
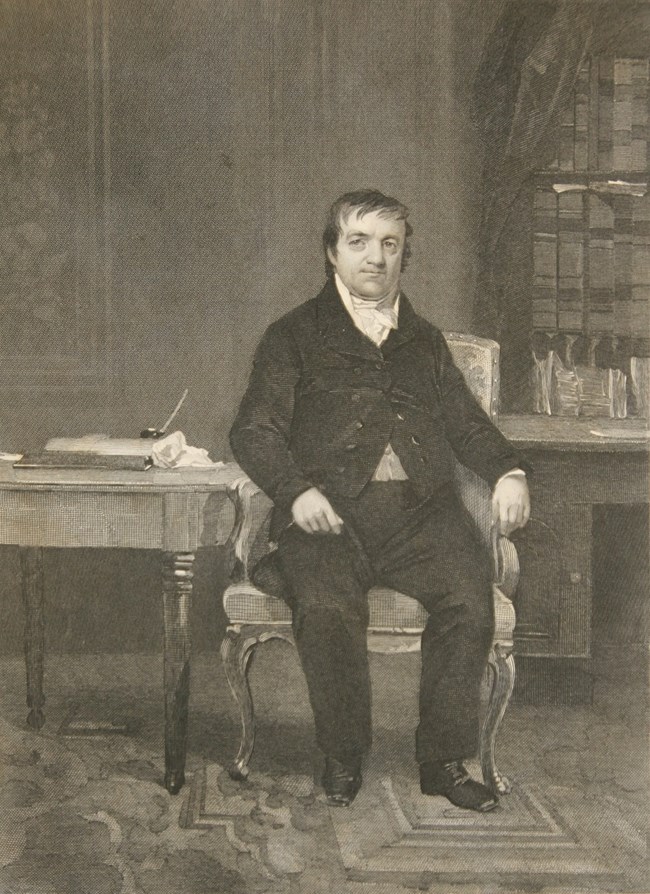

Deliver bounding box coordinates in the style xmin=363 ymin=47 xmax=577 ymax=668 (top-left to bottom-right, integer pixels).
xmin=220 ymin=627 xmax=259 ymax=780
xmin=480 ymin=646 xmax=515 ymax=795
xmin=220 ymin=625 xmax=295 ymax=780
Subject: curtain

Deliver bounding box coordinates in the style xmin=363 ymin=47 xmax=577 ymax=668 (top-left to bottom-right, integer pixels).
xmin=473 ymin=0 xmax=593 ymax=336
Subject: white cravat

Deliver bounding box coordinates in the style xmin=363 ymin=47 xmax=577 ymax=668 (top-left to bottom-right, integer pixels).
xmin=335 ymin=275 xmax=408 ymax=480
xmin=336 ymin=274 xmax=399 ymax=348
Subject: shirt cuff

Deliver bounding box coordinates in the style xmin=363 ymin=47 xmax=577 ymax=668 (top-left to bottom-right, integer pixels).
xmin=272 ymin=475 xmax=314 ymax=510
xmin=494 ymin=468 xmax=526 ymax=489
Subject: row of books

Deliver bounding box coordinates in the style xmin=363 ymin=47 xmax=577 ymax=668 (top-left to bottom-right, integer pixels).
xmin=550 ymin=56 xmax=648 ymax=173
xmin=532 ymin=187 xmax=650 ymax=338
xmin=532 ymin=351 xmax=632 ymax=418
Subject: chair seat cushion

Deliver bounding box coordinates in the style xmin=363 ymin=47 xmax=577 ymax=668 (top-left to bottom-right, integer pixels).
xmin=223 ymin=581 xmax=515 ymax=644
xmin=223 ymin=583 xmax=428 ymax=630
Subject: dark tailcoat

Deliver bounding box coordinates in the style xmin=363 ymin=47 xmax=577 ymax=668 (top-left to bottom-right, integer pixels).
xmin=230 ymin=280 xmax=527 ymax=539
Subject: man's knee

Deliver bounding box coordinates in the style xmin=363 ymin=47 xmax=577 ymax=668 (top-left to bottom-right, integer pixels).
xmin=460 ymin=589 xmax=494 ymax=633
xmin=426 ymin=560 xmax=494 ymax=636
xmin=460 ymin=564 xmax=494 ymax=628
xmin=445 ymin=541 xmax=494 ymax=626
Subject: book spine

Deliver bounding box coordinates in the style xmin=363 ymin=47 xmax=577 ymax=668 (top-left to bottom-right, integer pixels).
xmin=598 ymin=57 xmax=614 ymax=171
xmin=532 ymin=351 xmax=552 ymax=415
xmin=550 ymin=351 xmax=580 ymax=416
xmin=588 ymin=56 xmax=600 ymax=171
xmin=632 ymin=192 xmax=650 ymax=344
xmin=611 ymin=368 xmax=628 ymax=419
xmin=557 ymin=192 xmax=584 ymax=332
xmin=15 ymin=452 xmax=152 ymax=470
xmin=588 ymin=193 xmax=615 ymax=335
xmin=631 ymin=58 xmax=649 ymax=172
xmin=613 ymin=58 xmax=633 ymax=171
xmin=574 ymin=62 xmax=590 ymax=171
xmin=532 ymin=188 xmax=558 ymax=332
xmin=575 ymin=365 xmax=614 ymax=417
xmin=630 ymin=357 xmax=650 ymax=418
xmin=613 ymin=194 xmax=634 ymax=338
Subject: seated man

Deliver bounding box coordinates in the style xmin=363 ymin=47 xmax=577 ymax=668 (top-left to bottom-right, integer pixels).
xmin=230 ymin=190 xmax=530 ymax=810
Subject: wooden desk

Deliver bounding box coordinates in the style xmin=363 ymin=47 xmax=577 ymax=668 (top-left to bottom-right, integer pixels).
xmin=0 ymin=460 xmax=242 ymax=794
xmin=498 ymin=416 xmax=649 ymax=699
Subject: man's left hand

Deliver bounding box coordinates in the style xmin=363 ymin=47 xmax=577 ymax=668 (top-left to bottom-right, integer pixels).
xmin=492 ymin=475 xmax=530 ymax=536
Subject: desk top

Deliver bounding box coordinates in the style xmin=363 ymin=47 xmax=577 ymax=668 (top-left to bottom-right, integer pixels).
xmin=0 ymin=460 xmax=244 ymax=492
xmin=499 ymin=415 xmax=650 ymax=452
xmin=1 ymin=418 xmax=647 ymax=494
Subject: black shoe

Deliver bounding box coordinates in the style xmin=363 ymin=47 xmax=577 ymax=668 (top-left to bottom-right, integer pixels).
xmin=322 ymin=755 xmax=362 ymax=807
xmin=419 ymin=760 xmax=498 ymax=812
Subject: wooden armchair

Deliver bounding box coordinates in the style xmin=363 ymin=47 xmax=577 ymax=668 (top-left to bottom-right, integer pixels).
xmin=221 ymin=334 xmax=518 ymax=794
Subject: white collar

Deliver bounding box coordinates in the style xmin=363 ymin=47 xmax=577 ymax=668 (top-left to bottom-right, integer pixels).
xmin=334 ymin=273 xmax=400 ymax=323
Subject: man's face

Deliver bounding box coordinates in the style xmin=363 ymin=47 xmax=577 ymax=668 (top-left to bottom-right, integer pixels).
xmin=327 ymin=208 xmax=406 ymax=302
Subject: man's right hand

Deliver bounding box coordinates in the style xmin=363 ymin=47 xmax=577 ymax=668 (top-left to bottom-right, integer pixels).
xmin=291 ymin=487 xmax=344 ymax=535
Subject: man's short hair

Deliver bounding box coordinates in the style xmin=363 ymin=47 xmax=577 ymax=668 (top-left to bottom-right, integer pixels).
xmin=323 ymin=189 xmax=413 ymax=278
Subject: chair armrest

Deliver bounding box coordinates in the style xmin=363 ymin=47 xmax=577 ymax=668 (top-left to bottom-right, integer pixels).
xmin=494 ymin=533 xmax=519 ymax=599
xmin=224 ymin=475 xmax=273 ymax=583
xmin=491 ymin=534 xmax=518 ymax=651
xmin=455 ymin=463 xmax=519 ymax=593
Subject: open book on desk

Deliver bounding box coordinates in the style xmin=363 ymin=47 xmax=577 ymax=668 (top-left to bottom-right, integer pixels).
xmin=14 ymin=435 xmax=154 ymax=470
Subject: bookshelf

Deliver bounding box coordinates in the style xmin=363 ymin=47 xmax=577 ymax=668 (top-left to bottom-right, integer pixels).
xmin=531 ymin=55 xmax=650 ymax=418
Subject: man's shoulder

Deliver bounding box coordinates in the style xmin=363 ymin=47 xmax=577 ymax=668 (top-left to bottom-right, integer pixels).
xmin=261 ymin=286 xmax=445 ymax=348
xmin=259 ymin=285 xmax=327 ymax=343
xmin=400 ymin=295 xmax=445 ymax=344
xmin=412 ymin=310 xmax=442 ymax=337
xmin=271 ymin=293 xmax=321 ymax=329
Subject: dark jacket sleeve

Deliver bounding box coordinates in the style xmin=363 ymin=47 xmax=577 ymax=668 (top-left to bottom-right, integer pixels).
xmin=433 ymin=329 xmax=532 ymax=487
xmin=229 ymin=319 xmax=313 ymax=509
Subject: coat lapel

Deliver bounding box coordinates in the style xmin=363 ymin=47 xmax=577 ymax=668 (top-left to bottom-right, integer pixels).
xmin=315 ymin=280 xmax=421 ymax=360
xmin=316 ymin=280 xmax=382 ymax=361
xmin=380 ymin=293 xmax=420 ymax=355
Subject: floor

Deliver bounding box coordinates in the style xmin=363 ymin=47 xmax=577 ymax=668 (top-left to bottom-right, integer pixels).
xmin=0 ymin=641 xmax=646 ymax=894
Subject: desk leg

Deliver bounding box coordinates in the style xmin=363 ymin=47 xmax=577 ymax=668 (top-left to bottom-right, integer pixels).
xmin=20 ymin=547 xmax=45 ymax=730
xmin=162 ymin=551 xmax=194 ymax=795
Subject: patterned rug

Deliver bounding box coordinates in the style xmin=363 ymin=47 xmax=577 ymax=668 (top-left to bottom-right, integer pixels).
xmin=183 ymin=759 xmax=643 ymax=891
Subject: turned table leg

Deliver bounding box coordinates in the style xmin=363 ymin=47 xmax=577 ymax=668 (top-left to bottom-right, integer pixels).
xmin=162 ymin=551 xmax=194 ymax=794
xmin=20 ymin=547 xmax=46 ymax=730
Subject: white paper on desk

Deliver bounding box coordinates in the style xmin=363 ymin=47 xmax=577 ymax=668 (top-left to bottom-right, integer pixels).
xmin=151 ymin=430 xmax=223 ymax=468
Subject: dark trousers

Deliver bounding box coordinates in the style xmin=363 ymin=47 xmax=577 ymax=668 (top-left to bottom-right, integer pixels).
xmin=275 ymin=481 xmax=494 ymax=765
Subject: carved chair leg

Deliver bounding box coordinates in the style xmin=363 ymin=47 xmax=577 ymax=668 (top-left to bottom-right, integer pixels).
xmin=480 ymin=647 xmax=515 ymax=795
xmin=221 ymin=628 xmax=259 ymax=780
